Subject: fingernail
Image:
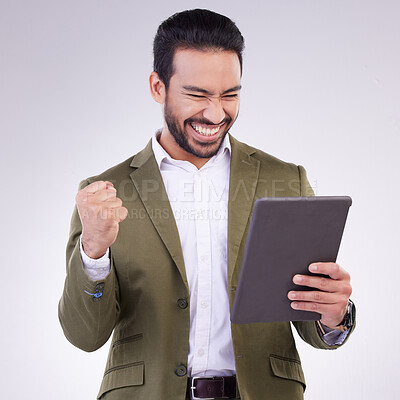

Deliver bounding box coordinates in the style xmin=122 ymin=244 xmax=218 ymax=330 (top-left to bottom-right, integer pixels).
xmin=292 ymin=302 xmax=299 ymax=308
xmin=289 ymin=292 xmax=296 ymax=299
xmin=294 ymin=275 xmax=303 ymax=283
xmin=310 ymin=264 xmax=318 ymax=272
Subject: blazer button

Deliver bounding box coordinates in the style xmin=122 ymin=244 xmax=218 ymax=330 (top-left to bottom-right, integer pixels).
xmin=177 ymin=298 xmax=188 ymax=309
xmin=175 ymin=365 xmax=187 ymax=377
xmin=95 ymin=283 xmax=105 ymax=290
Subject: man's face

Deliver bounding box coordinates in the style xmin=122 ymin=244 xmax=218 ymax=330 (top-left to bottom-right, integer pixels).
xmin=162 ymin=49 xmax=241 ymax=159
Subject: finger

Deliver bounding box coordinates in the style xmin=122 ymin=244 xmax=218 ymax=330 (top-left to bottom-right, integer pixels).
xmin=104 ymin=197 xmax=123 ymax=208
xmin=290 ymin=300 xmax=348 ymax=325
xmin=309 ymin=262 xmax=349 ymax=281
xmin=103 ymin=206 xmax=128 ymax=222
xmin=290 ymin=301 xmax=336 ymax=315
xmin=91 ymin=188 xmax=117 ymax=202
xmin=292 ymin=274 xmax=342 ymax=293
xmin=288 ymin=290 xmax=337 ymax=304
xmin=84 ymin=181 xmax=108 ymax=194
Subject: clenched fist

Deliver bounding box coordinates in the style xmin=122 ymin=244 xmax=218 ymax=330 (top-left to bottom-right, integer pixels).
xmin=76 ymin=180 xmax=128 ymax=259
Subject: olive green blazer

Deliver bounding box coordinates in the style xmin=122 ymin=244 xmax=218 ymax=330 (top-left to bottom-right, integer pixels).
xmin=59 ymin=134 xmax=354 ymax=399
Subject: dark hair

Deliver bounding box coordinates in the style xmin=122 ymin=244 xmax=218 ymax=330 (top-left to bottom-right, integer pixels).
xmin=153 ymin=9 xmax=244 ymax=88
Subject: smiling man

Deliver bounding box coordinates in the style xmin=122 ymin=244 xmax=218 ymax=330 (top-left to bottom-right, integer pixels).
xmin=153 ymin=49 xmax=241 ymax=166
xmin=59 ymin=9 xmax=355 ymax=400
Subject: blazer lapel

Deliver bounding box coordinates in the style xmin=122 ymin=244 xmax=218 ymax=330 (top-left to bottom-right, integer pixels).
xmin=129 ymin=140 xmax=188 ymax=290
xmin=227 ymin=135 xmax=260 ymax=285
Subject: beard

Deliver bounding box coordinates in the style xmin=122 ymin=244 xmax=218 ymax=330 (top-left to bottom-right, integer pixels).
xmin=164 ymin=96 xmax=236 ymax=159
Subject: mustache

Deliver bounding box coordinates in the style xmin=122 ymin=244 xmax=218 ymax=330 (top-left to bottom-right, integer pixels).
xmin=185 ymin=117 xmax=232 ymax=126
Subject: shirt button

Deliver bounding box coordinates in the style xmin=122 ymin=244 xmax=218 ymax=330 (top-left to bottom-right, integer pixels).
xmin=200 ymin=255 xmax=207 ymax=262
xmin=200 ymin=301 xmax=208 ymax=309
xmin=177 ymin=298 xmax=188 ymax=309
xmin=175 ymin=365 xmax=187 ymax=377
xmin=198 ymin=349 xmax=205 ymax=357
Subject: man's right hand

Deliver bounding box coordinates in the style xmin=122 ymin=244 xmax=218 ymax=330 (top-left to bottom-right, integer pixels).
xmin=76 ymin=181 xmax=128 ymax=259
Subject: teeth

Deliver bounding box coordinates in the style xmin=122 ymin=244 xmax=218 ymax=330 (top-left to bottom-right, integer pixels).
xmin=191 ymin=124 xmax=220 ymax=136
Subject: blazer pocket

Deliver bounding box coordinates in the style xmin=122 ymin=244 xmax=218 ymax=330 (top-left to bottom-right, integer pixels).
xmin=269 ymin=355 xmax=306 ymax=390
xmin=97 ymin=362 xmax=144 ymax=399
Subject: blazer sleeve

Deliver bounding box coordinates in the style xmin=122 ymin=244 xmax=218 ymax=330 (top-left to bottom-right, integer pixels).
xmin=291 ymin=165 xmax=356 ymax=349
xmin=58 ymin=179 xmax=120 ymax=352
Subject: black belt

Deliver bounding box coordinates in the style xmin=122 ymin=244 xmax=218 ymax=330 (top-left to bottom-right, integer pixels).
xmin=187 ymin=376 xmax=237 ymax=399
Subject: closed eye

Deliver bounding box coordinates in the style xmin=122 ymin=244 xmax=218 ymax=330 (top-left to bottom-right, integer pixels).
xmin=223 ymin=94 xmax=239 ymax=98
xmin=187 ymin=94 xmax=239 ymax=99
xmin=187 ymin=94 xmax=206 ymax=98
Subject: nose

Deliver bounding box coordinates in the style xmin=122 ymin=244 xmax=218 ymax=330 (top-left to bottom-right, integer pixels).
xmin=203 ymin=98 xmax=225 ymax=125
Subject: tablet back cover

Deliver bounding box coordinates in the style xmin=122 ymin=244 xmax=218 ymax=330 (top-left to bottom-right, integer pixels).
xmin=230 ymin=196 xmax=351 ymax=324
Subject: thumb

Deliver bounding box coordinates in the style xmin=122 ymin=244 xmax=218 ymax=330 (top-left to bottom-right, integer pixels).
xmin=118 ymin=206 xmax=128 ymax=223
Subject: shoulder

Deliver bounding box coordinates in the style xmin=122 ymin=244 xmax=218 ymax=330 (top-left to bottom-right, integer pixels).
xmin=229 ymin=134 xmax=313 ymax=196
xmin=83 ymin=139 xmax=153 ymax=185
xmin=85 ymin=156 xmax=135 ymax=185
xmin=229 ymin=134 xmax=300 ymax=174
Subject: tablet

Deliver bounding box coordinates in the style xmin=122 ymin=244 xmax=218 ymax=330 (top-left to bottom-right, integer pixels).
xmin=230 ymin=196 xmax=352 ymax=324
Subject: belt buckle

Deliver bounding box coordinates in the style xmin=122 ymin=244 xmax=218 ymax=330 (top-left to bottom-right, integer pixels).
xmin=190 ymin=377 xmax=214 ymax=400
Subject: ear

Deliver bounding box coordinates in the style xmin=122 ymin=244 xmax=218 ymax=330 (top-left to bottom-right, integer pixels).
xmin=149 ymin=71 xmax=166 ymax=104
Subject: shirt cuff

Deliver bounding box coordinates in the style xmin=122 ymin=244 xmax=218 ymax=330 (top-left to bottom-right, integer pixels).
xmin=319 ymin=323 xmax=351 ymax=346
xmin=79 ymin=235 xmax=111 ymax=281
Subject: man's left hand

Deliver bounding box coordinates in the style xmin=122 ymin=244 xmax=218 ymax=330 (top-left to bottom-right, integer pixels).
xmin=287 ymin=263 xmax=352 ymax=329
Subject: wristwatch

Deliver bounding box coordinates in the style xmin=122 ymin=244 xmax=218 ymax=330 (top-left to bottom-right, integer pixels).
xmin=332 ymin=299 xmax=355 ymax=332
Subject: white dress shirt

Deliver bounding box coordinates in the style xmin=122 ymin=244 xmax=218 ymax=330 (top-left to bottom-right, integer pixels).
xmin=80 ymin=130 xmax=348 ymax=377
xmin=151 ymin=130 xmax=233 ymax=377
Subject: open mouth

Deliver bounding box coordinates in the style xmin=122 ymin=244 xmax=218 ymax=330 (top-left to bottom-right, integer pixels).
xmin=189 ymin=122 xmax=224 ymax=141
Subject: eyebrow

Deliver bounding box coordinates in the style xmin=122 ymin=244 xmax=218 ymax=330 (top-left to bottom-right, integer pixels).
xmin=183 ymin=85 xmax=242 ymax=95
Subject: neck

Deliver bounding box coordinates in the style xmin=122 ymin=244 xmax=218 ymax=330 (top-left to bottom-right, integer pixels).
xmin=157 ymin=128 xmax=211 ymax=169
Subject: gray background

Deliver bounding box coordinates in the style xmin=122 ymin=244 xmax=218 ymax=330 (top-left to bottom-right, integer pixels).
xmin=1 ymin=0 xmax=399 ymax=398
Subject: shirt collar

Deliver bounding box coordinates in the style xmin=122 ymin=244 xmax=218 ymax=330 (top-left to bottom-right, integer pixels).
xmin=151 ymin=128 xmax=231 ymax=170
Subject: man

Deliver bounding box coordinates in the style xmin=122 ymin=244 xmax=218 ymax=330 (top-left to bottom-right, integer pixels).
xmin=59 ymin=9 xmax=355 ymax=400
